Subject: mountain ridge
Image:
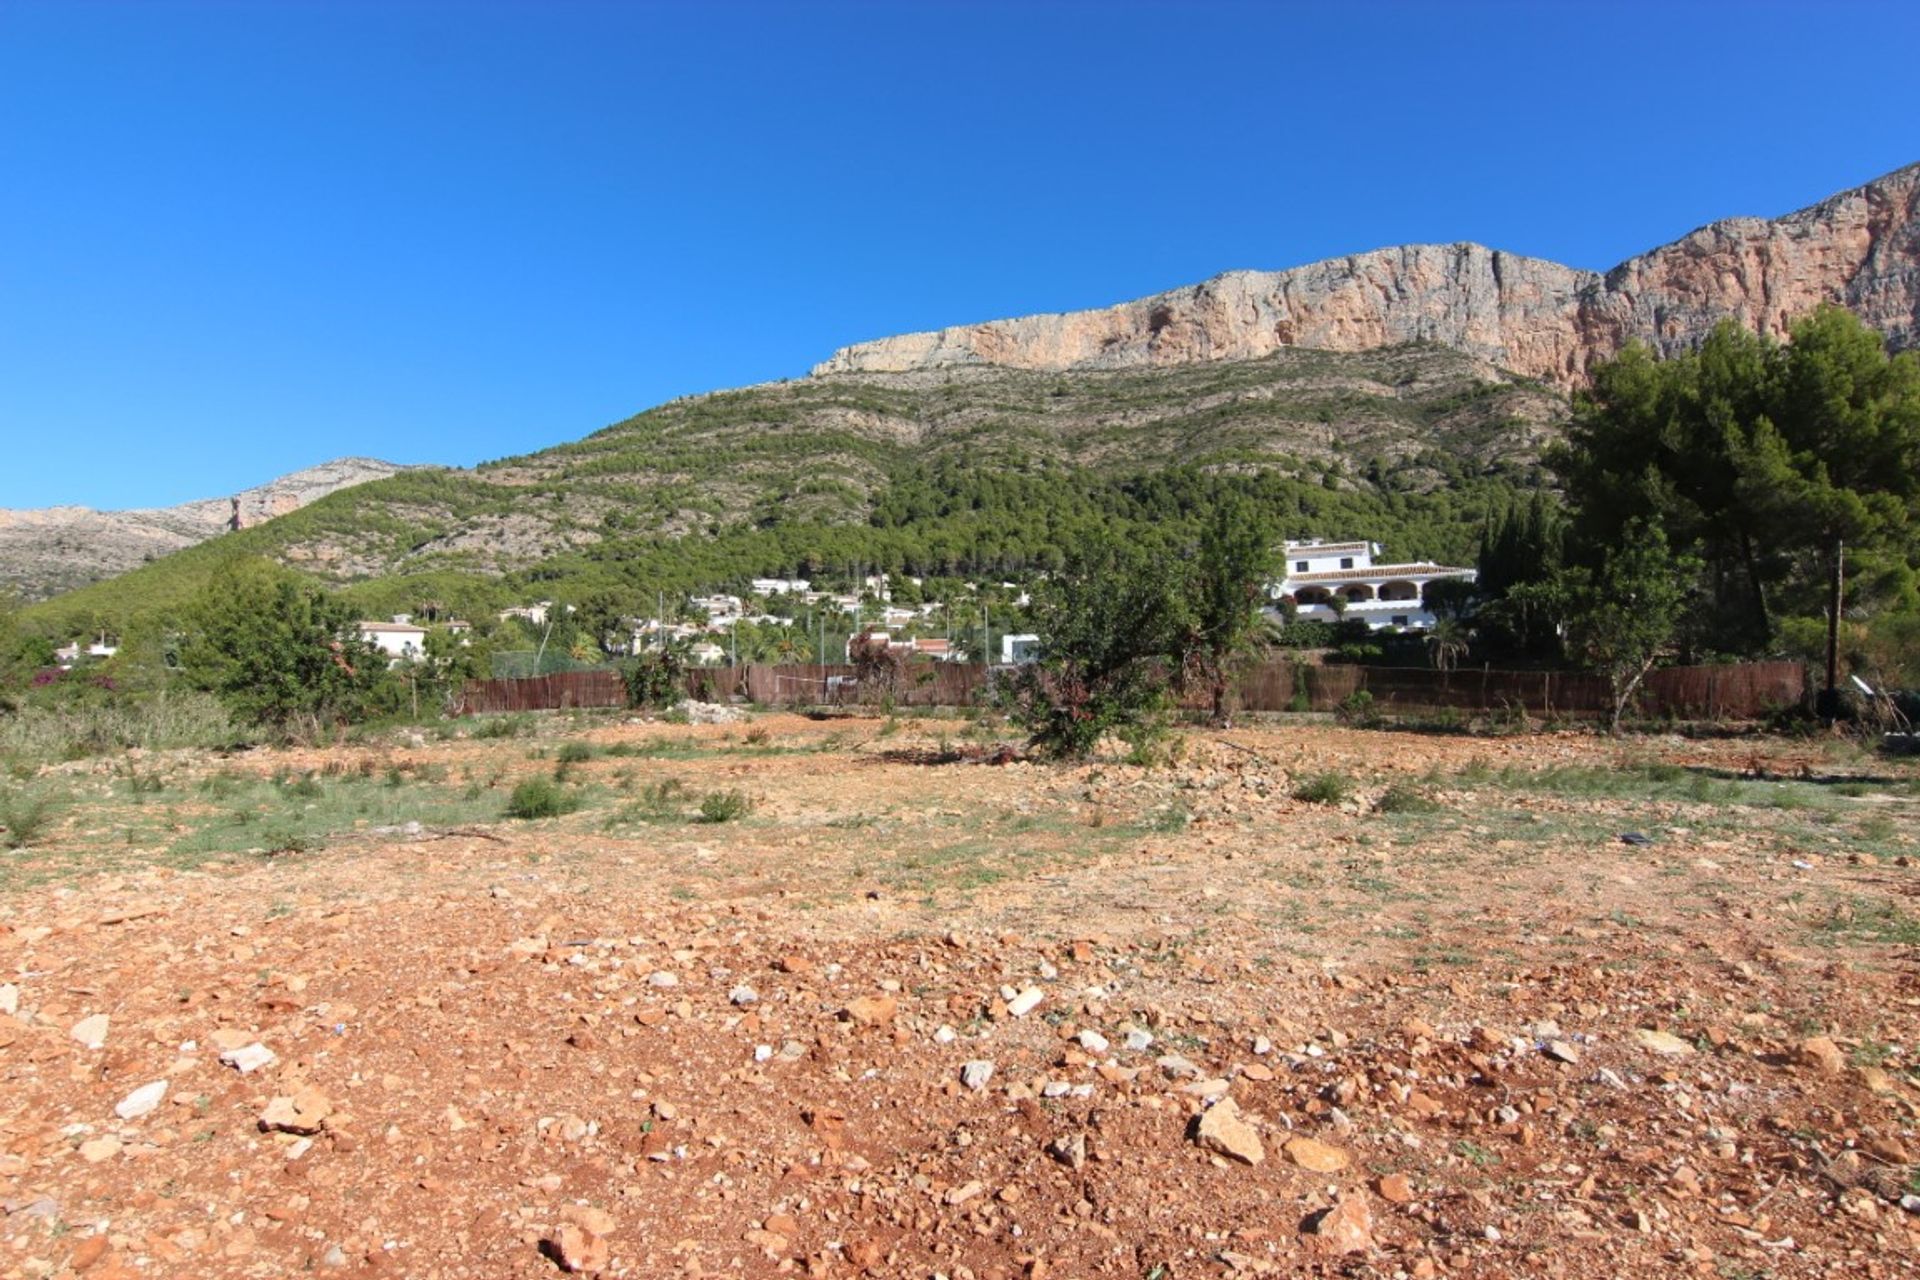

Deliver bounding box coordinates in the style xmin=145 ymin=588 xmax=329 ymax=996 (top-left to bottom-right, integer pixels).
xmin=812 ymin=162 xmax=1920 ymax=384
xmin=0 ymin=457 xmax=419 ymax=601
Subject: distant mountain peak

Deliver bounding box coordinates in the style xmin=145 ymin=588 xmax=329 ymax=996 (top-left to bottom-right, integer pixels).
xmin=0 ymin=457 xmax=420 ymax=601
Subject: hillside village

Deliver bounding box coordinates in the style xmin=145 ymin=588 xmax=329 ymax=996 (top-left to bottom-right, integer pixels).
xmin=290 ymin=538 xmax=1475 ymax=679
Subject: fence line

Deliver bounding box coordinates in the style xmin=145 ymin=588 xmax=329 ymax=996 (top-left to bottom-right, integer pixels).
xmin=459 ymin=659 xmax=1807 ymax=720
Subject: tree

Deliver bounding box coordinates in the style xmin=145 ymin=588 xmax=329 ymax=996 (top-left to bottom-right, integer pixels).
xmin=1425 ymin=617 xmax=1470 ymax=672
xmin=1562 ymin=520 xmax=1696 ymax=732
xmin=177 ymin=558 xmax=390 ymax=733
xmin=1553 ymin=310 xmax=1920 ymax=667
xmin=1173 ymin=496 xmax=1279 ymax=726
xmin=1003 ymin=531 xmax=1184 ymax=759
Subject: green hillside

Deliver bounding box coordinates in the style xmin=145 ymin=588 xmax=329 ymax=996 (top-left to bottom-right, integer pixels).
xmin=25 ymin=343 xmax=1566 ymax=634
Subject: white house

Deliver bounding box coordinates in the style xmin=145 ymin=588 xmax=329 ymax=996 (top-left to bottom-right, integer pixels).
xmin=1000 ymin=633 xmax=1040 ymax=664
xmin=750 ymin=577 xmax=811 ymax=596
xmin=1266 ymin=540 xmax=1474 ymax=632
xmin=359 ymin=616 xmax=428 ymax=660
xmin=498 ymin=601 xmax=554 ymax=626
xmin=687 ymin=641 xmax=727 ymax=666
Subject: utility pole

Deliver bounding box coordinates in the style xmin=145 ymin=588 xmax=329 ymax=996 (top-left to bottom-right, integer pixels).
xmin=1822 ymin=535 xmax=1844 ymax=725
xmin=983 ymin=602 xmax=989 ymax=668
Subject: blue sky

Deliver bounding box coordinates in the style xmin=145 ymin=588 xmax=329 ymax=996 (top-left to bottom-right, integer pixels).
xmin=3 ymin=0 xmax=1916 ymax=509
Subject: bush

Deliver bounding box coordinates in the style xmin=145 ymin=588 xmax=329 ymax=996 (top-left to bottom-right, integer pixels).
xmin=1374 ymin=782 xmax=1439 ymax=813
xmin=0 ymin=786 xmax=56 ymax=848
xmin=1333 ymin=689 xmax=1380 ymax=727
xmin=697 ymin=788 xmax=753 ymax=823
xmin=622 ymin=649 xmax=687 ymax=710
xmin=1291 ymin=772 xmax=1352 ymax=805
xmin=505 ymin=778 xmax=582 ymax=820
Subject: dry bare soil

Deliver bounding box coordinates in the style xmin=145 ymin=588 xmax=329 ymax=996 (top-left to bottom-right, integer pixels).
xmin=4 ymin=715 xmax=1920 ymax=1280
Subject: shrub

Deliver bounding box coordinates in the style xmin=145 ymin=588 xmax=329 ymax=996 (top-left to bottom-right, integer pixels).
xmin=556 ymin=742 xmax=596 ymax=764
xmin=1374 ymin=782 xmax=1439 ymax=814
xmin=697 ymin=788 xmax=753 ymax=823
xmin=622 ymin=649 xmax=687 ymax=710
xmin=0 ymin=786 xmax=56 ymax=848
xmin=474 ymin=714 xmax=531 ymax=739
xmin=1291 ymin=771 xmax=1352 ymax=805
xmin=1333 ymin=689 xmax=1380 ymax=727
xmin=505 ymin=778 xmax=582 ymax=820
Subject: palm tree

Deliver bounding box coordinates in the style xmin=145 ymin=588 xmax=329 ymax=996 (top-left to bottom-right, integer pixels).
xmin=1426 ymin=618 xmax=1469 ymax=672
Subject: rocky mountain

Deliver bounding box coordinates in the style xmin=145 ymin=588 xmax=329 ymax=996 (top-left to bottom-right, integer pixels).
xmin=814 ymin=162 xmax=1920 ymax=385
xmin=20 ymin=162 xmax=1917 ymax=630
xmin=0 ymin=458 xmax=418 ymax=601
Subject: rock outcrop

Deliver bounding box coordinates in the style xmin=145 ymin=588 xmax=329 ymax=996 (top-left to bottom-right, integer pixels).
xmin=814 ymin=162 xmax=1920 ymax=385
xmin=0 ymin=457 xmax=417 ymax=600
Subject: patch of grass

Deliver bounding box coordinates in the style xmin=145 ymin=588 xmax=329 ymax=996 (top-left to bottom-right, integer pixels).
xmin=555 ymin=742 xmax=597 ymax=765
xmin=1291 ymin=772 xmax=1352 ymax=805
xmin=505 ymin=778 xmax=583 ymax=821
xmin=472 ymin=714 xmax=533 ymax=739
xmin=1453 ymin=1139 xmax=1500 ymax=1168
xmin=0 ymin=786 xmax=58 ymax=849
xmin=696 ymin=788 xmax=753 ymax=824
xmin=1814 ymin=897 xmax=1920 ymax=947
xmin=1374 ymin=782 xmax=1439 ymax=814
xmin=607 ymin=778 xmax=690 ymax=826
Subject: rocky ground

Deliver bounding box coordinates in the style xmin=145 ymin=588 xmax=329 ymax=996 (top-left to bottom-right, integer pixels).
xmin=3 ymin=714 xmax=1919 ymax=1279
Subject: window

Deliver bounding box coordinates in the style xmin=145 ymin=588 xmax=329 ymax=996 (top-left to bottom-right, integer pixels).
xmin=1295 ymin=560 xmax=1309 ymax=572
xmin=1340 ymin=557 xmax=1354 ymax=569
xmin=1392 ymin=615 xmax=1410 ymax=627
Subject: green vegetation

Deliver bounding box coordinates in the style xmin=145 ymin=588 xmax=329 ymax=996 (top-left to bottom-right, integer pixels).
xmin=696 ymin=788 xmax=753 ymax=823
xmin=1291 ymin=772 xmax=1353 ymax=805
xmin=19 ymin=344 xmax=1556 ymax=646
xmin=504 ymin=778 xmax=583 ymax=821
xmin=0 ymin=785 xmax=57 ymax=849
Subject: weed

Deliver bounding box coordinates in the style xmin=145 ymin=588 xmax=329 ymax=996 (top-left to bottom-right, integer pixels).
xmin=281 ymin=773 xmax=323 ymax=800
xmin=556 ymin=742 xmax=596 ymax=765
xmin=1148 ymin=803 xmax=1192 ymax=833
xmin=1454 ymin=1139 xmax=1500 ymax=1168
xmin=258 ymin=827 xmax=316 ymax=856
xmin=505 ymin=779 xmax=583 ymax=821
xmin=697 ymin=789 xmax=753 ymax=824
xmin=1291 ymin=771 xmax=1352 ymax=805
xmin=744 ymin=726 xmax=771 ymax=746
xmin=1374 ymin=782 xmax=1438 ymax=814
xmin=473 ymin=715 xmax=531 ymax=740
xmin=0 ymin=787 xmax=57 ymax=849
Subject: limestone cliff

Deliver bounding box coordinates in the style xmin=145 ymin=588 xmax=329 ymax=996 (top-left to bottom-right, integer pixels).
xmin=814 ymin=162 xmax=1920 ymax=385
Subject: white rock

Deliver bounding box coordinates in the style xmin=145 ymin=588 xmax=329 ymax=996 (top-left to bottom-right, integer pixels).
xmin=1124 ymin=1029 xmax=1155 ymax=1052
xmin=1252 ymin=1035 xmax=1273 ymax=1056
xmin=219 ymin=1042 xmax=276 ymax=1074
xmin=753 ymin=1044 xmax=773 ymax=1063
xmin=70 ymin=1013 xmax=109 ymax=1050
xmin=729 ymin=985 xmax=758 ymax=1006
xmin=647 ymin=971 xmax=679 ymax=988
xmin=1077 ymin=1029 xmax=1110 ymax=1054
xmin=932 ymin=1025 xmax=958 ymax=1045
xmin=0 ymin=983 xmax=17 ymax=1015
xmin=114 ymin=1080 xmax=169 ymax=1120
xmin=961 ymin=1060 xmax=995 ymax=1091
xmin=1007 ymin=987 xmax=1044 ymax=1018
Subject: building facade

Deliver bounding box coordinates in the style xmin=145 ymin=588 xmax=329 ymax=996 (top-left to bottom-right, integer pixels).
xmin=1266 ymin=540 xmax=1474 ymax=632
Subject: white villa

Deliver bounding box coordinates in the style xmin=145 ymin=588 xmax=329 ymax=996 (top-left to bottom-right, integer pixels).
xmin=1266 ymin=540 xmax=1474 ymax=632
xmin=358 ymin=616 xmax=428 ymax=660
